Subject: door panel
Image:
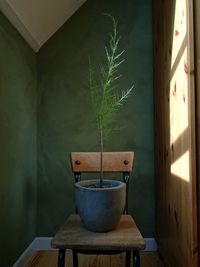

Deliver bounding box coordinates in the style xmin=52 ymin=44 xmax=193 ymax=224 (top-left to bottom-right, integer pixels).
xmin=194 ymin=0 xmax=200 ymax=265
xmin=153 ymin=0 xmax=198 ymax=266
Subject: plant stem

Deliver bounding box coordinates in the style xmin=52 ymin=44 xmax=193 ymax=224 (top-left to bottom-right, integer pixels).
xmin=89 ymin=15 xmax=133 ymax=188
xmin=100 ymin=118 xmax=103 ymax=188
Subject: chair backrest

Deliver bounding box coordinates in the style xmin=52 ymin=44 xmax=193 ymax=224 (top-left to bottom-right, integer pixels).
xmin=70 ymin=151 xmax=134 ymax=214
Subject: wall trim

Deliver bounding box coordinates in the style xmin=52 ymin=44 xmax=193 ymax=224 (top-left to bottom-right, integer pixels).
xmin=0 ymin=0 xmax=40 ymax=52
xmin=0 ymin=0 xmax=86 ymax=52
xmin=144 ymin=238 xmax=157 ymax=251
xmin=13 ymin=237 xmax=157 ymax=266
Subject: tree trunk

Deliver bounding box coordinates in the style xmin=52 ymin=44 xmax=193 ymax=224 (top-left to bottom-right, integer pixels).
xmin=100 ymin=122 xmax=103 ymax=188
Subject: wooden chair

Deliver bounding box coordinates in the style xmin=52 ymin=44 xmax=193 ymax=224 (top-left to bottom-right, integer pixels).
xmin=51 ymin=152 xmax=145 ymax=267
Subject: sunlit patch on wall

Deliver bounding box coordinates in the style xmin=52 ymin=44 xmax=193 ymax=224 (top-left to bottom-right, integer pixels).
xmin=170 ymin=0 xmax=189 ymax=149
xmin=170 ymin=49 xmax=188 ymax=145
xmin=171 ymin=150 xmax=189 ymax=182
xmin=171 ymin=0 xmax=187 ymax=68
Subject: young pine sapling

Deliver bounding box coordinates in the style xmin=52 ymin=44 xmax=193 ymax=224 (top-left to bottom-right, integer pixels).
xmin=89 ymin=15 xmax=133 ymax=188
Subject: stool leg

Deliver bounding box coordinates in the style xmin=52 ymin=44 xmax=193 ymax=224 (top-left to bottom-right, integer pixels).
xmin=133 ymin=251 xmax=140 ymax=267
xmin=72 ymin=250 xmax=78 ymax=267
xmin=58 ymin=249 xmax=65 ymax=267
xmin=125 ymin=250 xmax=131 ymax=267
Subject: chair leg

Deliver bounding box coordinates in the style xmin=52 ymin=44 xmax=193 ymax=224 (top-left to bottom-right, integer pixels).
xmin=125 ymin=250 xmax=131 ymax=267
xmin=132 ymin=251 xmax=140 ymax=267
xmin=58 ymin=249 xmax=65 ymax=267
xmin=72 ymin=250 xmax=78 ymax=267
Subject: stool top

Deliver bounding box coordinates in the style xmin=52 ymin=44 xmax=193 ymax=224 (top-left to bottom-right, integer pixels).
xmin=52 ymin=214 xmax=145 ymax=251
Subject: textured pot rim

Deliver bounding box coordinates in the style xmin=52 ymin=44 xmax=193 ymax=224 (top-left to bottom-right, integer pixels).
xmin=74 ymin=179 xmax=126 ymax=191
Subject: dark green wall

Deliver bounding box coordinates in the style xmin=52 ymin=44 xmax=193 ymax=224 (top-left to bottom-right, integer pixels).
xmin=0 ymin=13 xmax=37 ymax=266
xmin=0 ymin=0 xmax=154 ymax=265
xmin=37 ymin=0 xmax=154 ymax=236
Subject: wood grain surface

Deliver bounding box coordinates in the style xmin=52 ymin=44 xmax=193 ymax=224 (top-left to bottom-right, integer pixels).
xmin=70 ymin=152 xmax=134 ymax=173
xmin=194 ymin=0 xmax=200 ymax=266
xmin=25 ymin=250 xmax=164 ymax=267
xmin=52 ymin=214 xmax=145 ymax=251
xmin=153 ymin=0 xmax=198 ymax=266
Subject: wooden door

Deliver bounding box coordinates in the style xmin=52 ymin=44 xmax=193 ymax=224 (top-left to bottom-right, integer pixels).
xmin=194 ymin=0 xmax=200 ymax=265
xmin=153 ymin=0 xmax=198 ymax=266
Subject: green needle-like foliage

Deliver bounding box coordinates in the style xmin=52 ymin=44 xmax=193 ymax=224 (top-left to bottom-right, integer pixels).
xmin=89 ymin=15 xmax=133 ymax=187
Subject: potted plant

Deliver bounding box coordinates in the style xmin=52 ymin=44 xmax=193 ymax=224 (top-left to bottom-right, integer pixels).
xmin=74 ymin=15 xmax=133 ymax=232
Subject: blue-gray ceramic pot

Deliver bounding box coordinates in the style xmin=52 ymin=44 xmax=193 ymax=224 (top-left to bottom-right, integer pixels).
xmin=74 ymin=179 xmax=126 ymax=232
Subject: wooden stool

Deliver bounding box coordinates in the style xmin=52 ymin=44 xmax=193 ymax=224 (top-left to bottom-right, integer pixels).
xmin=51 ymin=214 xmax=145 ymax=267
xmin=52 ymin=152 xmax=145 ymax=266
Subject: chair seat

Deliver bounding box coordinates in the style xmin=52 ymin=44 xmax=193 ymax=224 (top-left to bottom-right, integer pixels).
xmin=51 ymin=214 xmax=145 ymax=251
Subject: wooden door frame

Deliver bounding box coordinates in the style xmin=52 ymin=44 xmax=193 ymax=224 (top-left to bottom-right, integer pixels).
xmin=194 ymin=0 xmax=200 ymax=265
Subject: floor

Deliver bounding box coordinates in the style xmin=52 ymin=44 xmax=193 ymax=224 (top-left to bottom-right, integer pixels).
xmin=25 ymin=250 xmax=164 ymax=267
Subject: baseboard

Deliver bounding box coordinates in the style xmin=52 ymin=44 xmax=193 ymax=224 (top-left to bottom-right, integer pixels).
xmin=13 ymin=237 xmax=157 ymax=266
xmin=12 ymin=238 xmax=55 ymax=267
xmin=144 ymin=238 xmax=157 ymax=251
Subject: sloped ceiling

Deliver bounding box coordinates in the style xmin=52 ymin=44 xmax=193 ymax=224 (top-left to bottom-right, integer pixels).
xmin=0 ymin=0 xmax=86 ymax=52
